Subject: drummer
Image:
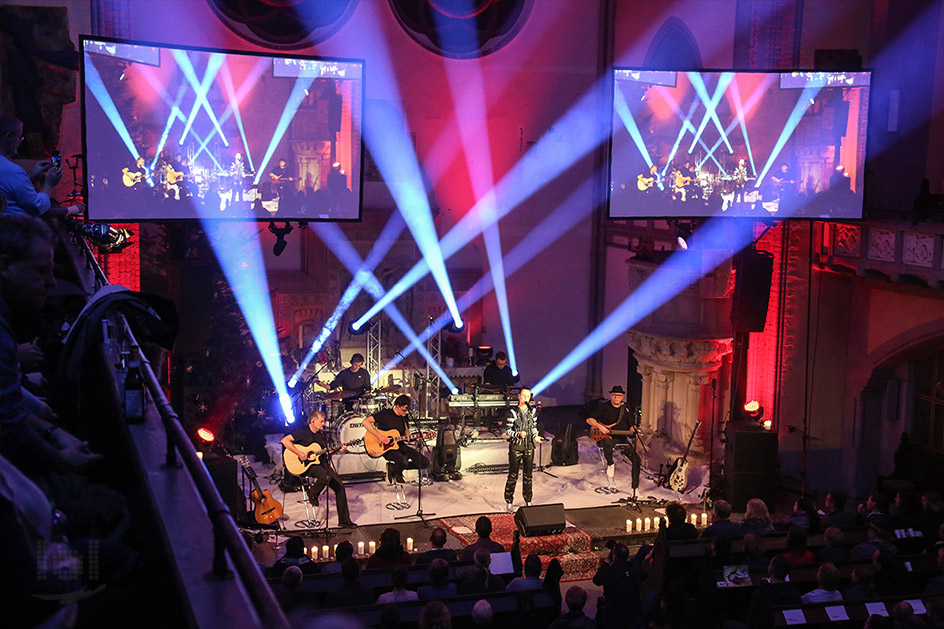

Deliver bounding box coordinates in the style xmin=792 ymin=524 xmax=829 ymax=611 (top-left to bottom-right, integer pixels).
xmin=328 ymin=353 xmax=372 ymax=410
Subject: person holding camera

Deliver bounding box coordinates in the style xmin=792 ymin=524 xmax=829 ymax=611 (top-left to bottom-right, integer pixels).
xmin=0 ymin=113 xmax=72 ymax=219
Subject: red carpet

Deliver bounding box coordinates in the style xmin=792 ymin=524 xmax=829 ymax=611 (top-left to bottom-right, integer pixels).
xmin=440 ymin=513 xmax=600 ymax=581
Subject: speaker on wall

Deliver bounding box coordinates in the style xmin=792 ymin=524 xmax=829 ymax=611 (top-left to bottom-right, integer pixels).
xmin=514 ymin=503 xmax=566 ymax=537
xmin=205 ymin=455 xmax=246 ymax=523
xmin=724 ymin=428 xmax=778 ymax=512
xmin=730 ymin=249 xmax=774 ymax=333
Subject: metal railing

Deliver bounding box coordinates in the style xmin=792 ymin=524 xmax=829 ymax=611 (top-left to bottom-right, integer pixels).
xmin=67 ymin=228 xmax=289 ymax=629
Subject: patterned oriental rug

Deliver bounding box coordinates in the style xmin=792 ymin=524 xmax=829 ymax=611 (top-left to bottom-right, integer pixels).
xmin=440 ymin=513 xmax=600 ymax=582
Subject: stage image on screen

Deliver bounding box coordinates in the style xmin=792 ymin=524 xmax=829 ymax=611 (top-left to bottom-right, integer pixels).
xmin=81 ymin=36 xmax=363 ymax=221
xmin=608 ymin=70 xmax=871 ymax=219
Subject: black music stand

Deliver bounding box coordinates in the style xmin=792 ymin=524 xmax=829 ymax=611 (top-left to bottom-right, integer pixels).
xmin=395 ymin=411 xmax=436 ymax=527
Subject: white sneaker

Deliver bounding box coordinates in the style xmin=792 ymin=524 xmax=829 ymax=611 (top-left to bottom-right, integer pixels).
xmin=525 ymin=502 xmax=532 ymax=507
xmin=506 ymin=503 xmax=514 ymax=513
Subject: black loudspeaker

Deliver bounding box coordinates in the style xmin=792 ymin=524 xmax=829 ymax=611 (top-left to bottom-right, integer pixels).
xmin=730 ymin=250 xmax=774 ymax=333
xmin=432 ymin=428 xmax=461 ymax=481
xmin=725 ymin=428 xmax=778 ymax=512
xmin=205 ymin=455 xmax=246 ymax=523
xmin=514 ymin=503 xmax=566 ymax=537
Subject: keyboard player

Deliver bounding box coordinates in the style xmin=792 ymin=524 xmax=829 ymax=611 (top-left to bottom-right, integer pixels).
xmin=482 ymin=351 xmax=520 ymax=390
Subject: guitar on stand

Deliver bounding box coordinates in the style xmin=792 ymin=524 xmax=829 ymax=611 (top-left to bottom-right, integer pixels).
xmin=667 ymin=421 xmax=702 ymax=493
xmin=236 ymin=456 xmax=284 ymax=526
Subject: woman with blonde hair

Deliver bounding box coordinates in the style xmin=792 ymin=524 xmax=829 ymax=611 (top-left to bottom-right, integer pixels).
xmin=739 ymin=498 xmax=775 ymax=534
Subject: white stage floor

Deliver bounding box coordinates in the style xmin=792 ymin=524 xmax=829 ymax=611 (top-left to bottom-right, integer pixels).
xmin=255 ymin=433 xmax=708 ymax=528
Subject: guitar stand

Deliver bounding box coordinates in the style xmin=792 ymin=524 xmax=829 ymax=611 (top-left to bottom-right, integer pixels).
xmin=612 ymin=485 xmax=643 ymax=513
xmin=535 ymin=434 xmax=558 ymax=479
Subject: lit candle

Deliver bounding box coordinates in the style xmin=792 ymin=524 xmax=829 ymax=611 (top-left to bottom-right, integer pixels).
xmin=310 ymin=546 xmax=317 ymax=560
xmin=701 ymin=512 xmax=708 ymax=527
xmin=663 ymin=517 xmax=669 ymax=528
xmin=636 ymin=518 xmax=643 ymax=531
xmin=626 ymin=519 xmax=633 ymax=533
xmin=690 ymin=514 xmax=698 ymax=526
xmin=322 ymin=544 xmax=329 ymax=559
xmin=358 ymin=541 xmax=365 ymax=556
xmin=644 ymin=517 xmax=651 ymax=531
xmin=407 ymin=537 xmax=414 ymax=552
xmin=333 ymin=544 xmax=338 ymax=558
xmin=369 ymin=541 xmax=376 ymax=554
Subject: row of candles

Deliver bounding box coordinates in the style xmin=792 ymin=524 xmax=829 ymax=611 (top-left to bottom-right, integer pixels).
xmin=307 ymin=537 xmax=416 ymax=561
xmin=626 ymin=512 xmax=709 ymax=533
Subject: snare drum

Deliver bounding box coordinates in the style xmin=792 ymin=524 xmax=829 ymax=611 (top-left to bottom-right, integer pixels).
xmin=355 ymin=395 xmax=389 ymax=415
xmin=337 ymin=412 xmax=367 ymax=454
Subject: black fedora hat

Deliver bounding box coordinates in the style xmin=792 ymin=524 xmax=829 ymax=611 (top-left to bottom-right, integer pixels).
xmin=609 ymin=385 xmax=625 ymax=394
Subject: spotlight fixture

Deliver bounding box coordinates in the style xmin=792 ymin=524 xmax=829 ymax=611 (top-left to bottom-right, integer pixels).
xmin=446 ymin=319 xmax=464 ymax=334
xmin=268 ymin=221 xmax=293 ymax=257
xmin=348 ymin=320 xmax=368 ymax=336
xmin=196 ymin=427 xmax=216 ymax=443
xmin=671 ymin=219 xmax=695 ymax=250
xmin=474 ymin=345 xmax=493 ymax=366
xmin=743 ymin=400 xmax=765 ymax=424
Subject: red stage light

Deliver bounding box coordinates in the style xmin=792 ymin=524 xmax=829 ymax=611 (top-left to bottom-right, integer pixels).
xmin=197 ymin=427 xmax=216 ymax=443
xmin=743 ymin=400 xmax=760 ymax=413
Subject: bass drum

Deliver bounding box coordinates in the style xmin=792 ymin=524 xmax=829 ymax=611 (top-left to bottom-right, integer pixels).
xmin=337 ymin=412 xmax=368 ymax=454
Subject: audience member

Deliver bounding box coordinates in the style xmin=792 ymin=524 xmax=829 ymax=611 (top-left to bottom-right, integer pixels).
xmin=701 ymin=499 xmax=739 ymax=538
xmin=841 ymin=566 xmax=874 ymax=600
xmin=592 ymin=542 xmax=641 ymax=628
xmin=739 ymin=498 xmax=775 ymax=535
xmin=419 ymin=600 xmax=452 ymax=629
xmin=321 ymin=540 xmax=354 ymax=574
xmin=851 ymin=523 xmax=897 ymax=560
xmin=548 ymin=585 xmax=594 ymax=629
xmin=418 ymin=558 xmax=458 ymax=600
xmin=506 ymin=553 xmax=543 ymax=591
xmin=458 ymin=548 xmax=505 ymax=595
xmin=277 ymin=565 xmax=305 ymax=612
xmin=329 ymin=558 xmax=375 ymax=608
xmin=859 ymin=492 xmax=890 ymax=528
xmin=366 ymin=527 xmax=412 ymax=570
xmin=543 ymin=557 xmax=565 ymax=606
xmin=920 ymin=492 xmax=944 ymax=534
xmin=925 ymin=547 xmax=944 ymax=594
xmin=416 ymin=527 xmax=458 ymax=565
xmin=471 ymin=599 xmax=493 ymax=627
xmin=822 ymin=490 xmax=857 ymax=528
xmin=800 ymin=562 xmax=841 ymax=603
xmin=742 ymin=533 xmax=769 ymax=570
xmin=377 ymin=565 xmax=419 ymax=604
xmin=926 ymin=598 xmax=944 ymax=628
xmin=864 ymin=614 xmax=893 ymax=629
xmin=890 ymin=490 xmax=924 ymax=531
xmin=0 ymin=113 xmax=69 ymax=218
xmin=460 ymin=516 xmax=505 ymax=561
xmin=872 ymin=548 xmax=913 ymax=596
xmin=891 ymin=601 xmax=916 ymax=629
xmin=742 ymin=555 xmax=801 ymax=628
xmin=268 ymin=536 xmax=319 ymax=577
xmin=815 ymin=527 xmax=851 ymax=565
xmin=784 ymin=497 xmax=820 ymax=532
xmin=783 ymin=526 xmax=814 ymax=566
xmin=660 ymin=501 xmax=698 ymax=541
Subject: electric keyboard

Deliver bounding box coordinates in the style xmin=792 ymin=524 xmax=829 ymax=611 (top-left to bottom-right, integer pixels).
xmin=447 ymin=392 xmax=518 ymax=409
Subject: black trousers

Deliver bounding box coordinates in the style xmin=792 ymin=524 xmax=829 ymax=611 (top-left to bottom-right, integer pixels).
xmin=599 ymin=438 xmax=641 ymax=488
xmin=382 ymin=442 xmax=430 ymax=479
xmin=304 ymin=463 xmax=351 ymax=523
xmin=504 ymin=446 xmax=534 ymax=504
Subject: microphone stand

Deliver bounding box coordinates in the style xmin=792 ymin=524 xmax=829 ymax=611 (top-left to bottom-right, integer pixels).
xmin=395 ymin=409 xmax=436 ymax=526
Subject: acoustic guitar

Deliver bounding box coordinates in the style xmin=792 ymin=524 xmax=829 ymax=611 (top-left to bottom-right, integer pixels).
xmin=122 ymin=169 xmax=143 ymax=187
xmin=236 ymin=456 xmax=283 ymax=525
xmin=637 ymin=174 xmax=656 ymax=191
xmin=667 ymin=420 xmax=701 ymax=492
xmin=364 ymin=429 xmax=435 ymax=459
xmin=283 ymin=439 xmax=363 ymax=476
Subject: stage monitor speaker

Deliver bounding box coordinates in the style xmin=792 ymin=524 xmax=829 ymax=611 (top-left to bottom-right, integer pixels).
xmin=725 ymin=428 xmax=778 ymax=512
xmin=432 ymin=427 xmax=461 ymax=480
xmin=731 ymin=250 xmax=774 ymax=333
xmin=514 ymin=503 xmax=566 ymax=537
xmin=205 ymin=455 xmax=246 ymax=523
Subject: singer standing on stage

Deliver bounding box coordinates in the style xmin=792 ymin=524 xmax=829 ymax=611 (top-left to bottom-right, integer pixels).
xmin=363 ymin=394 xmax=430 ymax=484
xmin=504 ymin=388 xmax=542 ymax=512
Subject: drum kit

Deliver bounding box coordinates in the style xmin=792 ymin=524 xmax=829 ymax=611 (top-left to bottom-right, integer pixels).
xmin=312 ymin=385 xmax=404 ymax=454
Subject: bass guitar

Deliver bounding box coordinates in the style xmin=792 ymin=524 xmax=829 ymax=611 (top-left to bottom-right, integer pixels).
xmin=667 ymin=420 xmax=701 ymax=492
xmin=236 ymin=456 xmax=283 ymax=525
xmin=589 ymin=423 xmax=640 ymax=442
xmin=364 ymin=429 xmax=435 ymax=459
xmin=283 ymin=439 xmax=363 ymax=476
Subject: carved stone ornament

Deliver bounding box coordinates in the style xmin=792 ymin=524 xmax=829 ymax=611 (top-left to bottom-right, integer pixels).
xmin=627 ymin=331 xmax=733 ymax=372
xmin=834 ymin=224 xmax=861 ymax=258
xmin=902 ymin=232 xmax=935 ymax=268
xmin=867 ymin=228 xmax=896 ymax=262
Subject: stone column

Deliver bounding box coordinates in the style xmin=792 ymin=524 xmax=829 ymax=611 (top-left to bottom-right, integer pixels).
xmin=627 ymin=331 xmax=732 ymax=468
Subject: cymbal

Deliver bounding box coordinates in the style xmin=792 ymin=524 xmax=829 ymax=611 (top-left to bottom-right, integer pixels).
xmin=322 ymin=390 xmax=357 ymax=400
xmin=372 ymin=385 xmax=402 ymax=394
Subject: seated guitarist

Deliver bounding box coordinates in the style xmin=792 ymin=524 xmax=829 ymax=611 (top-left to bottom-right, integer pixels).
xmin=281 ymin=410 xmax=358 ymax=529
xmin=362 ymin=394 xmax=429 ymax=484
xmin=586 ymin=385 xmax=641 ymax=490
xmin=122 ymin=157 xmax=148 ymax=191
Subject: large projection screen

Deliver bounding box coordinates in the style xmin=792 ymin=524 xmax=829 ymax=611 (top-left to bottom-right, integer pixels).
xmin=608 ymin=70 xmax=871 ymax=219
xmin=81 ymin=36 xmax=364 ymax=221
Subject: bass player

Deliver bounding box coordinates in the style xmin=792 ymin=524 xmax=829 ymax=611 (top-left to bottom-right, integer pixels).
xmin=362 ymin=394 xmax=430 ymax=484
xmin=586 ymin=385 xmax=641 ymax=492
xmin=281 ymin=410 xmax=358 ymax=528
